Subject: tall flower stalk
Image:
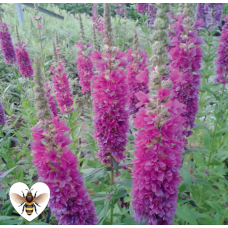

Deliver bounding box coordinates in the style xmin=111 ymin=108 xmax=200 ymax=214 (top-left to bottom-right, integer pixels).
xmin=169 ymin=3 xmax=204 ymax=137
xmin=195 ymin=3 xmax=223 ymax=29
xmin=131 ymin=4 xmax=185 ymax=225
xmin=214 ymin=16 xmax=228 ymax=85
xmin=0 ymin=20 xmax=16 ymax=65
xmin=126 ymin=31 xmax=149 ymax=116
xmin=31 ymin=55 xmax=99 ymax=225
xmin=14 ymin=25 xmax=33 ymax=78
xmin=91 ymin=3 xmax=129 ymax=166
xmin=49 ymin=47 xmax=74 ymax=114
xmin=33 ymin=55 xmax=53 ymax=120
xmin=92 ymin=4 xmax=104 ymax=38
xmin=76 ymin=14 xmax=94 ymax=94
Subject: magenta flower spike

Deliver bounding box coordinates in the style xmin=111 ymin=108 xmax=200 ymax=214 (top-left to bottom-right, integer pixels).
xmin=15 ymin=41 xmax=33 ymax=78
xmin=169 ymin=4 xmax=204 ymax=137
xmin=45 ymin=83 xmax=58 ymax=117
xmin=215 ymin=18 xmax=228 ymax=85
xmin=76 ymin=42 xmax=94 ymax=94
xmin=131 ymin=4 xmax=185 ymax=225
xmin=0 ymin=101 xmax=6 ymax=125
xmin=0 ymin=22 xmax=16 ymax=65
xmin=126 ymin=31 xmax=149 ymax=116
xmin=92 ymin=4 xmax=105 ymax=38
xmin=50 ymin=59 xmax=74 ymax=114
xmin=136 ymin=3 xmax=149 ymax=13
xmin=91 ymin=4 xmax=129 ymax=165
xmin=31 ymin=117 xmax=99 ymax=225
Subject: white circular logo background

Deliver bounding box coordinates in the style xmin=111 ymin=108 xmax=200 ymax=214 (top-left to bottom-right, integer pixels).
xmin=9 ymin=182 xmax=50 ymax=222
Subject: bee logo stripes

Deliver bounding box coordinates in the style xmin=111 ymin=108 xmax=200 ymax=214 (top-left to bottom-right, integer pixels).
xmin=9 ymin=182 xmax=50 ymax=222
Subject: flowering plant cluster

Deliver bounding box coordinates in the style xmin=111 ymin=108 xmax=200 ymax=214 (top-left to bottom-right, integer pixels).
xmin=91 ymin=4 xmax=129 ymax=165
xmin=0 ymin=22 xmax=16 ymax=65
xmin=214 ymin=16 xmax=228 ymax=84
xmin=50 ymin=59 xmax=74 ymax=114
xmin=196 ymin=3 xmax=223 ymax=29
xmin=31 ymin=117 xmax=99 ymax=225
xmin=15 ymin=41 xmax=33 ymax=78
xmin=131 ymin=3 xmax=185 ymax=225
xmin=92 ymin=4 xmax=104 ymax=38
xmin=45 ymin=83 xmax=58 ymax=117
xmin=126 ymin=32 xmax=149 ymax=116
xmin=76 ymin=42 xmax=94 ymax=94
xmin=169 ymin=4 xmax=204 ymax=136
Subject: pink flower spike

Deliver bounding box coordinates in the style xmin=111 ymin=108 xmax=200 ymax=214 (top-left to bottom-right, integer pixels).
xmin=157 ymin=88 xmax=170 ymax=101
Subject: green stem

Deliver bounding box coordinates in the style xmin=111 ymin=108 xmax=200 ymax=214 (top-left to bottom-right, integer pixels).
xmin=110 ymin=168 xmax=114 ymax=225
xmin=67 ymin=111 xmax=74 ymax=142
xmin=208 ymin=84 xmax=226 ymax=166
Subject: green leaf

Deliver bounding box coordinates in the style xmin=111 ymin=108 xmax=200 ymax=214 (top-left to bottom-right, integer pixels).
xmin=183 ymin=148 xmax=211 ymax=156
xmin=218 ymin=128 xmax=228 ymax=133
xmin=115 ymin=179 xmax=133 ymax=188
xmin=110 ymin=158 xmax=119 ymax=173
xmin=82 ymin=167 xmax=106 ymax=182
xmin=0 ymin=189 xmax=7 ymax=199
xmin=113 ymin=187 xmax=127 ymax=199
xmin=203 ymin=130 xmax=211 ymax=150
xmin=1 ymin=220 xmax=21 ymax=225
xmin=193 ymin=178 xmax=212 ymax=188
xmin=176 ymin=205 xmax=198 ymax=225
xmin=22 ymin=101 xmax=29 ymax=108
xmin=214 ymin=213 xmax=220 ymax=225
xmin=0 ymin=216 xmax=13 ymax=221
xmin=92 ymin=197 xmax=107 ymax=202
xmin=1 ymin=166 xmax=17 ymax=179
xmin=206 ymin=201 xmax=222 ymax=212
xmin=179 ymin=165 xmax=191 ymax=190
xmin=202 ymin=85 xmax=219 ymax=100
xmin=84 ymin=134 xmax=96 ymax=148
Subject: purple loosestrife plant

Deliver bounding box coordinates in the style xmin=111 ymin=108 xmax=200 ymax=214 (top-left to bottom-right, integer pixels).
xmin=0 ymin=21 xmax=16 ymax=65
xmin=33 ymin=55 xmax=53 ymax=120
xmin=136 ymin=3 xmax=149 ymax=14
xmin=31 ymin=117 xmax=99 ymax=225
xmin=45 ymin=83 xmax=58 ymax=117
xmin=91 ymin=4 xmax=129 ymax=165
xmin=126 ymin=31 xmax=149 ymax=116
xmin=215 ymin=16 xmax=228 ymax=85
xmin=76 ymin=42 xmax=94 ymax=94
xmin=196 ymin=3 xmax=206 ymax=27
xmin=31 ymin=56 xmax=98 ymax=225
xmin=148 ymin=4 xmax=157 ymax=28
xmin=0 ymin=101 xmax=6 ymax=125
xmin=131 ymin=4 xmax=185 ymax=225
xmin=76 ymin=14 xmax=94 ymax=94
xmin=169 ymin=4 xmax=204 ymax=137
xmin=92 ymin=4 xmax=104 ymax=38
xmin=49 ymin=44 xmax=74 ymax=114
xmin=14 ymin=26 xmax=33 ymax=78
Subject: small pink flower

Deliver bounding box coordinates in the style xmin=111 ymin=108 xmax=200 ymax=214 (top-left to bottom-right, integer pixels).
xmin=36 ymin=24 xmax=43 ymax=29
xmin=205 ymin=169 xmax=211 ymax=174
xmin=157 ymin=88 xmax=171 ymax=101
xmin=106 ymin=194 xmax=111 ymax=200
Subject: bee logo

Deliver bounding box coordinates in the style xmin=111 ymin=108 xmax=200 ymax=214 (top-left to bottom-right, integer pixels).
xmin=10 ymin=189 xmax=48 ymax=216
